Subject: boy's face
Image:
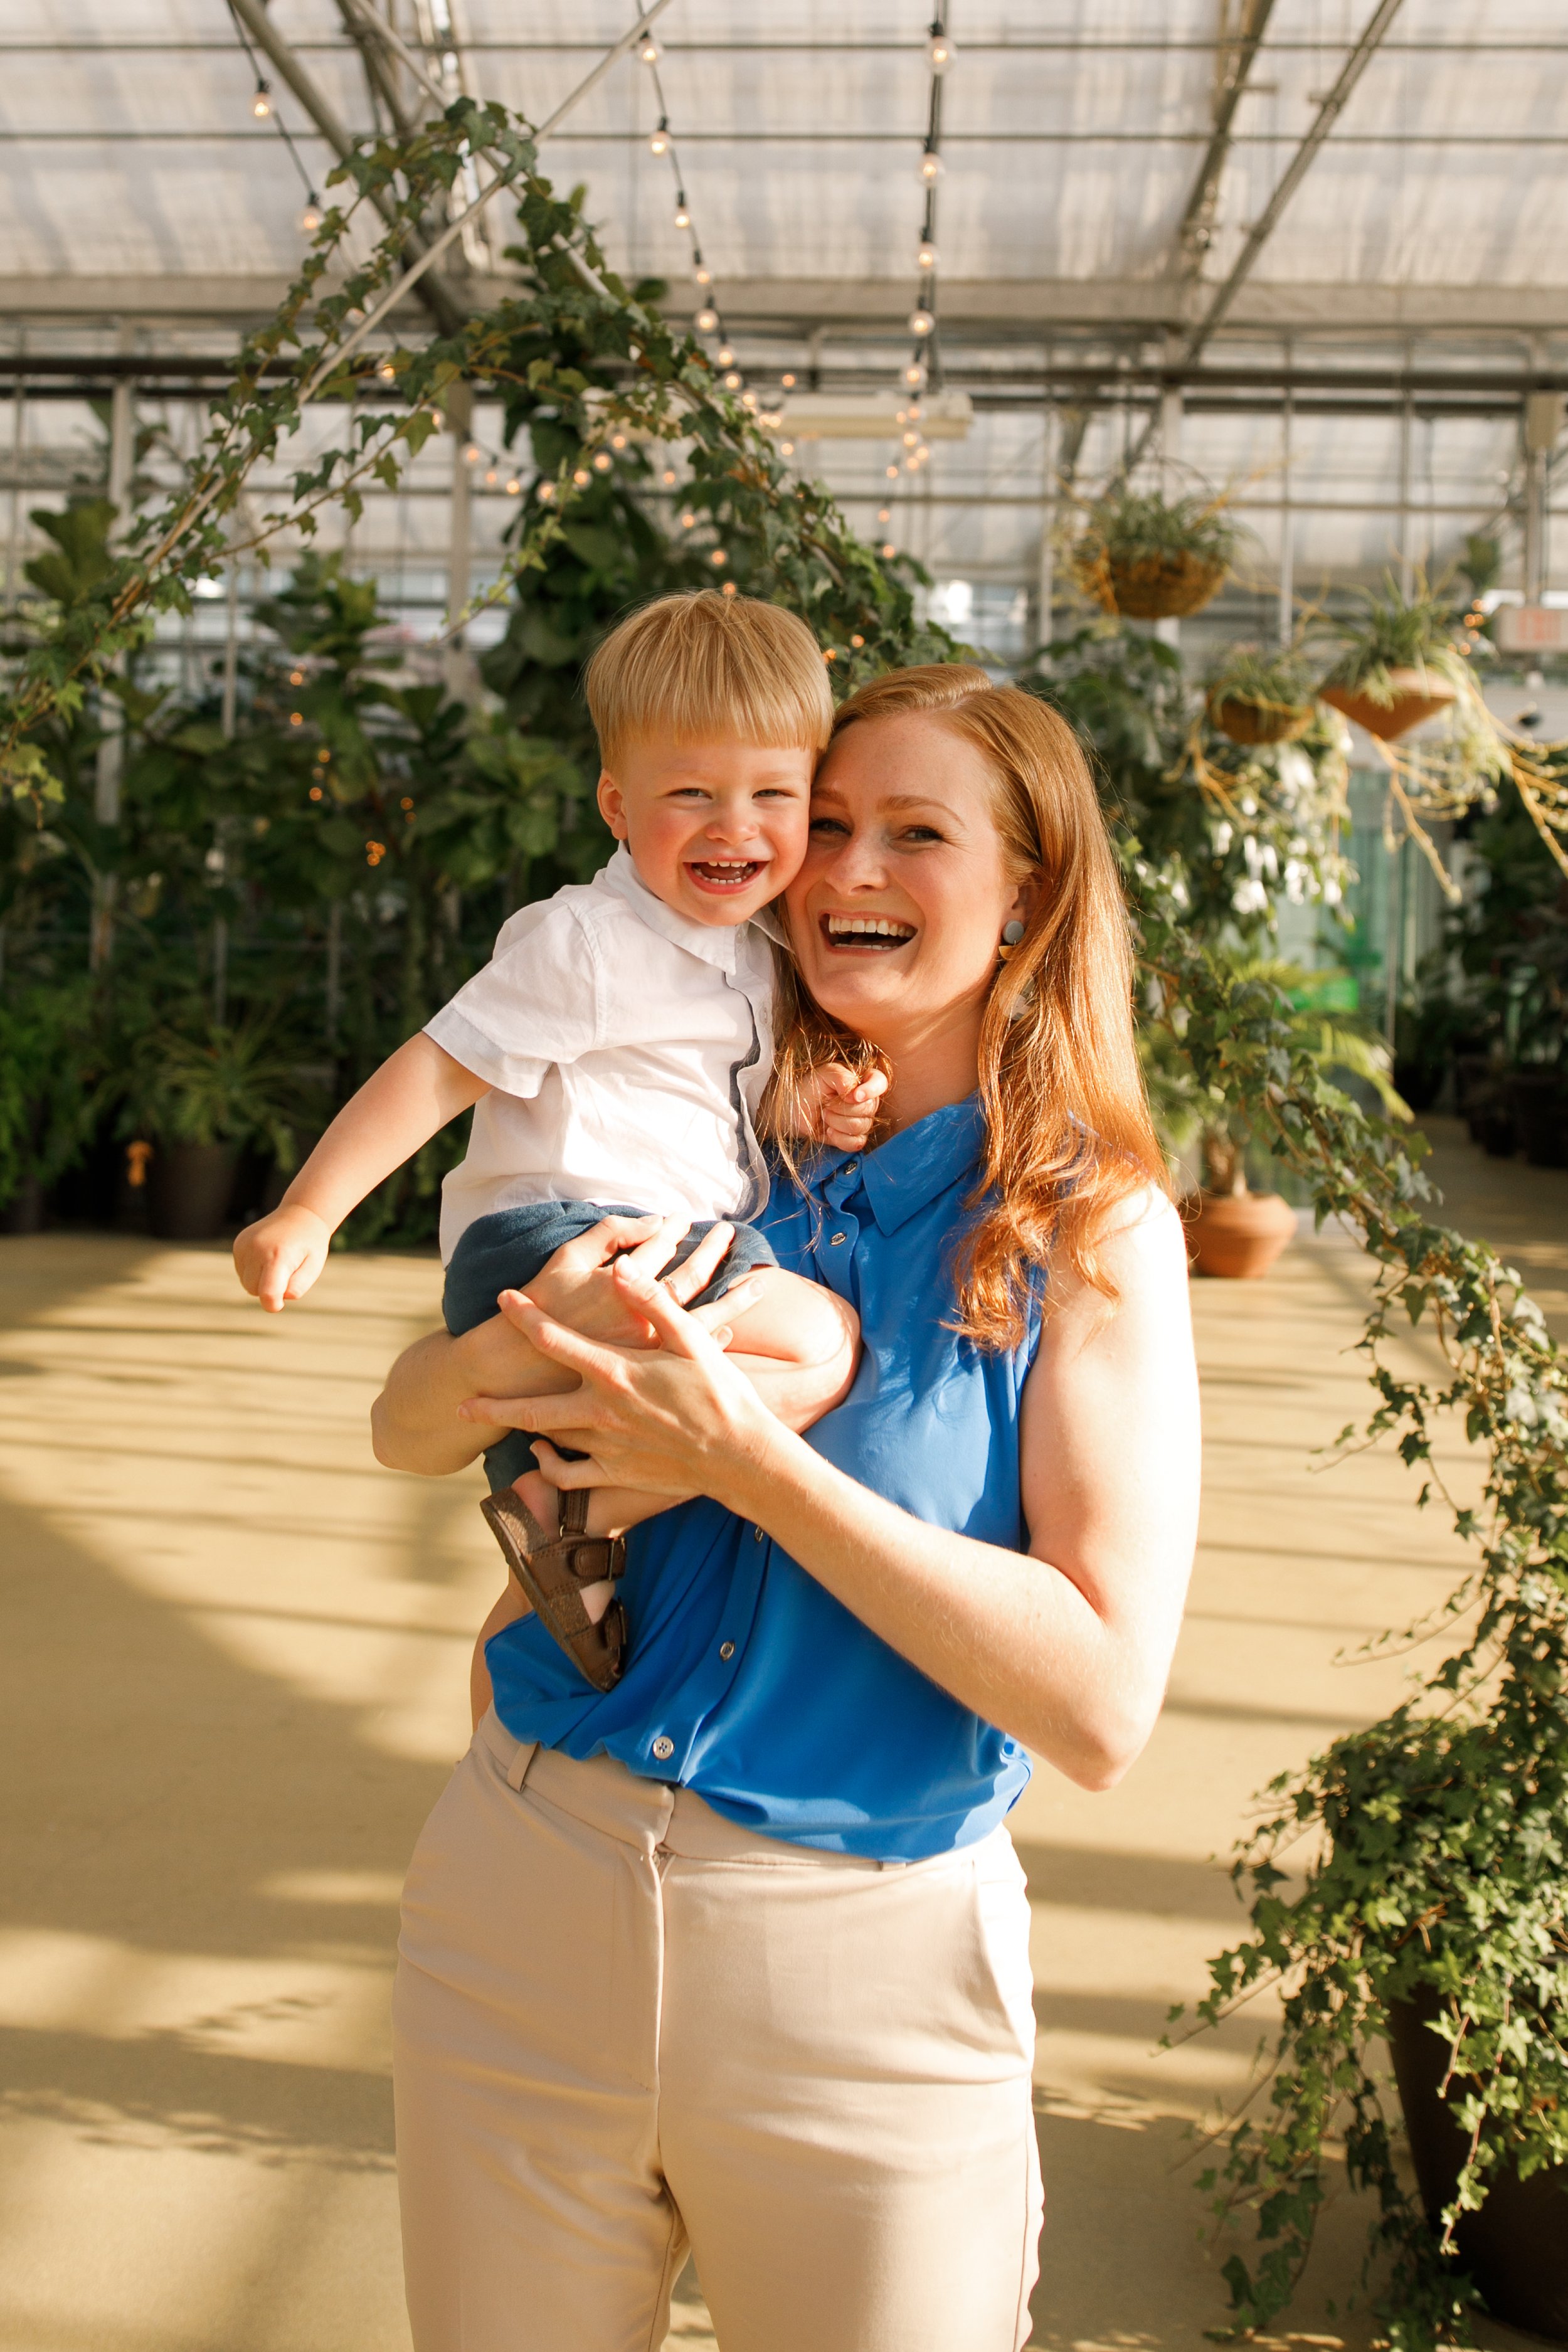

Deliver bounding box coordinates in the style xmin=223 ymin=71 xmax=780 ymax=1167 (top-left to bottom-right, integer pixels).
xmin=597 ymin=736 xmax=814 ymax=928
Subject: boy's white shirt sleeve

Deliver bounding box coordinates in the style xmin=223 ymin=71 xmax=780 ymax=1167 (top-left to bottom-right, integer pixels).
xmin=423 ymin=898 xmax=600 ymax=1097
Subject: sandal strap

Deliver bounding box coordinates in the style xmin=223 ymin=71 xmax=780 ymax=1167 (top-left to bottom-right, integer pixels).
xmin=479 ymin=1484 xmax=628 ymax=1693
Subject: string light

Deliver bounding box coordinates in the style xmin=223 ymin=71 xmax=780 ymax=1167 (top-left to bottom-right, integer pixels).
xmin=674 ymin=193 xmax=691 ymax=228
xmin=723 ymin=370 xmax=743 ymax=391
xmin=927 ymin=21 xmax=955 ymax=73
xmin=917 ymin=240 xmax=937 ymax=271
xmin=538 ymin=481 xmax=556 ymax=502
xmin=696 ymin=306 xmax=718 ymax=333
xmin=882 ymin=541 xmax=897 ymax=558
xmin=300 ymin=193 xmax=323 ymax=234
xmin=635 ymin=40 xmax=734 ymax=381
xmin=638 ymin=31 xmax=660 ymax=63
xmin=909 ymin=308 xmax=934 ymax=337
xmin=610 ymin=432 xmax=628 ymax=450
xmin=918 ymin=149 xmax=943 ymax=184
xmin=592 ymin=450 xmax=613 ymax=471
xmin=717 ymin=344 xmax=735 ymax=368
xmin=904 ymin=361 xmax=928 ymax=389
xmin=662 ymin=467 xmax=677 ymax=484
xmin=877 ymin=507 xmax=892 ymax=522
xmin=505 ymin=476 xmax=521 ymax=495
xmin=710 ymin=549 xmax=727 ymax=567
xmin=694 ymin=262 xmax=712 ymax=287
xmin=484 ymin=467 xmax=498 ymax=486
xmin=722 ymin=580 xmax=738 ymax=596
xmin=681 ymin=509 xmax=697 ymax=529
xmin=780 ymin=439 xmax=795 ymax=456
xmin=572 ymin=467 xmax=591 ymax=486
xmin=650 ymin=117 xmax=670 ymax=156
xmin=376 ymin=358 xmax=396 ymax=383
xmin=464 ymin=443 xmax=481 ymax=465
xmin=252 ymin=78 xmax=272 ymax=119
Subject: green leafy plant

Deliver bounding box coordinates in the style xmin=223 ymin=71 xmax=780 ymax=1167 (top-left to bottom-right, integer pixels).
xmin=1316 ymin=571 xmax=1472 ymax=704
xmin=0 ymin=980 xmax=101 ymax=1210
xmin=1204 ymin=641 xmax=1319 ymax=744
xmin=114 ymin=1016 xmax=316 ymax=1166
xmin=1072 ymin=486 xmax=1244 ymax=620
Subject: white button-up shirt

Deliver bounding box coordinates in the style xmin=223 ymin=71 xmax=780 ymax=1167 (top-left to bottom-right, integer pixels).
xmin=425 ymin=846 xmax=776 ymax=1264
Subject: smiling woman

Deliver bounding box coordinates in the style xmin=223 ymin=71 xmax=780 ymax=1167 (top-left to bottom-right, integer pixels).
xmin=374 ymin=657 xmax=1200 ymax=2352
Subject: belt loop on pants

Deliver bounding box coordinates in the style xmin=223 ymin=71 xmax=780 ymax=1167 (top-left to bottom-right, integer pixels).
xmin=505 ymin=1737 xmax=539 ymax=1793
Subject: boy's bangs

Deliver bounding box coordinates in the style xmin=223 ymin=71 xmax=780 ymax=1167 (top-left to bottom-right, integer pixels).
xmin=587 ymin=591 xmax=834 ymax=768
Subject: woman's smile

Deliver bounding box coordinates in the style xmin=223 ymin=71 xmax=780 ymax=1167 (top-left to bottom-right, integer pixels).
xmin=820 ymin=911 xmax=918 ymax=951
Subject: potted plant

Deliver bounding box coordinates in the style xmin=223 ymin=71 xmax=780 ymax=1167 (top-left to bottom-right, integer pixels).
xmin=1180 ymin=960 xmax=1407 ymax=1278
xmin=1204 ymin=642 xmax=1318 ymax=747
xmin=115 ymin=1018 xmax=312 ymax=1241
xmin=1073 ymin=486 xmax=1241 ymax=622
xmin=0 ymin=980 xmax=100 ymax=1232
xmin=1316 ymin=571 xmax=1469 ymax=740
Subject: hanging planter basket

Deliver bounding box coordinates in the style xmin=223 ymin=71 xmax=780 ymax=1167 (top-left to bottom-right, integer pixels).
xmin=1088 ymin=548 xmax=1228 ymax=621
xmin=1319 ymin=666 xmax=1456 ymax=741
xmin=1207 ymin=691 xmax=1316 ymax=748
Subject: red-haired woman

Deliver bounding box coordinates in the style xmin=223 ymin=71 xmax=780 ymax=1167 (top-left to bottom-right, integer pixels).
xmin=375 ymin=667 xmax=1200 ymax=2352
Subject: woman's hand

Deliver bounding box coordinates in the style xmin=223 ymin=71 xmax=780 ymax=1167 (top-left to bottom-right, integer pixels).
xmin=458 ymin=1265 xmax=781 ymax=1507
xmin=512 ymin=1214 xmax=738 ymax=1347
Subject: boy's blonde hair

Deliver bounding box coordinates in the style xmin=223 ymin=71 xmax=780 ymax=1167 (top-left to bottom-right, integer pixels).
xmin=585 ymin=591 xmax=834 ymax=769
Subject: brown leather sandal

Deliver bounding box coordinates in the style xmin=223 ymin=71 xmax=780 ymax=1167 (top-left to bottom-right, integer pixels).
xmin=479 ymin=1485 xmax=628 ymax=1693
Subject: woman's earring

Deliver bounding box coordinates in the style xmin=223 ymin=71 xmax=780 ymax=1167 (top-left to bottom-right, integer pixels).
xmin=997 ymin=918 xmax=1026 ymax=963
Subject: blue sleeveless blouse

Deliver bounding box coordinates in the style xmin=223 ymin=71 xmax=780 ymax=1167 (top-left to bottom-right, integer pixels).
xmin=485 ymin=1094 xmax=1037 ymax=1861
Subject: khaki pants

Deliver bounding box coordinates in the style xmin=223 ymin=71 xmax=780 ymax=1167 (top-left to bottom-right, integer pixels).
xmin=394 ymin=1711 xmax=1042 ymax=2352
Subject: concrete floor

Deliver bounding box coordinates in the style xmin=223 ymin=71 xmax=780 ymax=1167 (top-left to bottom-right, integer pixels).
xmin=0 ymin=1116 xmax=1558 ymax=2352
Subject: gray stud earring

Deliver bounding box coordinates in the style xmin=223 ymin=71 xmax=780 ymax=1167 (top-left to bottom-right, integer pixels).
xmin=997 ymin=918 xmax=1025 ymax=961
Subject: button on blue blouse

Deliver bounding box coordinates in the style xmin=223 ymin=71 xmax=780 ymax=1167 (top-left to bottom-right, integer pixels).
xmin=485 ymin=1094 xmax=1038 ymax=1861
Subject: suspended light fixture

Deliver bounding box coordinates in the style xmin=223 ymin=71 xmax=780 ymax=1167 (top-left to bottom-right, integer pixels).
xmin=650 ymin=117 xmax=669 ymax=156
xmin=300 ymin=192 xmax=323 ymax=233
xmin=927 ymin=21 xmax=955 ymax=73
xmin=674 ymin=192 xmax=691 ymax=228
xmin=909 ymin=308 xmax=934 ymax=337
xmin=717 ymin=344 xmax=734 ymax=368
xmin=918 ymin=149 xmax=943 ymax=184
xmin=917 ymin=240 xmax=937 ymax=272
xmin=252 ymin=78 xmax=272 ymax=119
xmin=638 ymin=32 xmax=660 ymax=63
xmin=696 ymin=306 xmax=719 ymax=332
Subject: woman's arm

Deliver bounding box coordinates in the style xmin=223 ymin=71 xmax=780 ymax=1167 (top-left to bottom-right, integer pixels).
xmin=370 ymin=1214 xmax=859 ymax=1482
xmin=462 ymin=1191 xmax=1200 ymax=1791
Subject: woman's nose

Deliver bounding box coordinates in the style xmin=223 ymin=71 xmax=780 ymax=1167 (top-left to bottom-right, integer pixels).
xmin=821 ymin=832 xmax=887 ymax=890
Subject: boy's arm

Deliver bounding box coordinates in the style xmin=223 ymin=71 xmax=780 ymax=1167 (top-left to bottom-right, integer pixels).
xmin=236 ymin=1034 xmax=489 ymax=1311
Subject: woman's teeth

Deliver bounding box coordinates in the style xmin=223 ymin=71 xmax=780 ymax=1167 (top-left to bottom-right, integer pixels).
xmin=824 ymin=914 xmax=916 ymax=946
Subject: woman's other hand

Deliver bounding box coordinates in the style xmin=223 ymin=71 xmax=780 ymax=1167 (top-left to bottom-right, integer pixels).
xmin=458 ymin=1269 xmax=777 ymax=1507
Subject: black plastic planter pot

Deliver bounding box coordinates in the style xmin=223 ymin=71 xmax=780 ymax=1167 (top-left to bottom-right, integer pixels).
xmin=0 ymin=1175 xmax=45 ymax=1234
xmin=1388 ymin=1994 xmax=1568 ymax=2343
xmin=148 ymin=1143 xmax=240 ymax=1242
xmin=1508 ymin=1074 xmax=1568 ymax=1170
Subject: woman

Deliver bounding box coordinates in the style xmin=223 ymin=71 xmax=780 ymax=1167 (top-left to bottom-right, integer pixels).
xmin=372 ymin=665 xmax=1200 ymax=2352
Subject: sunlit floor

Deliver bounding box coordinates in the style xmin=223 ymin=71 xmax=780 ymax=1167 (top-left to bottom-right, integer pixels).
xmin=0 ymin=1118 xmax=1559 ymax=2352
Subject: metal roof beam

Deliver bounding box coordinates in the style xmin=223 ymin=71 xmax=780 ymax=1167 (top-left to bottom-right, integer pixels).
xmin=226 ymin=0 xmax=467 ymax=337
xmin=1173 ymin=0 xmax=1278 ymax=281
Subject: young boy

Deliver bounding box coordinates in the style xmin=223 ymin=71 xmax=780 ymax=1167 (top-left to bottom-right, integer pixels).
xmin=235 ymin=591 xmax=881 ymax=1693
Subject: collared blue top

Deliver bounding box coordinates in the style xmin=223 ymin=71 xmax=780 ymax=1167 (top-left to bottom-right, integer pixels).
xmin=485 ymin=1094 xmax=1037 ymax=1861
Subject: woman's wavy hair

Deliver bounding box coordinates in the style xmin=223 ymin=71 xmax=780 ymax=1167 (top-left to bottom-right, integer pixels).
xmin=765 ymin=664 xmax=1168 ymax=1348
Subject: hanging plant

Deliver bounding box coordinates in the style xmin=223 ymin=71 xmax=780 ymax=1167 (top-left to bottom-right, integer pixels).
xmin=1204 ymin=642 xmax=1318 ymax=747
xmin=1315 ymin=572 xmax=1471 ymax=740
xmin=1072 ymin=486 xmax=1242 ymax=621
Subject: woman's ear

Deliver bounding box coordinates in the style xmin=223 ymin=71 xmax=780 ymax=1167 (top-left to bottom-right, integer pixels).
xmin=1006 ymin=869 xmax=1042 ymax=931
xmin=596 ymin=771 xmax=629 ymax=840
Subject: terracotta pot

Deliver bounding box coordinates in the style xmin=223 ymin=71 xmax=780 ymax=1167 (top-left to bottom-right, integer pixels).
xmin=1319 ymin=667 xmax=1457 ymax=741
xmin=1182 ymin=1189 xmax=1296 ymax=1279
xmin=1389 ymin=1991 xmax=1568 ymax=2343
xmin=1209 ymin=692 xmax=1315 ymax=747
xmin=1104 ymin=549 xmax=1227 ymax=620
xmin=148 ymin=1142 xmax=240 ymax=1242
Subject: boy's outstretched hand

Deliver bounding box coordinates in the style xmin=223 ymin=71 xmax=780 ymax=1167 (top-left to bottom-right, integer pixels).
xmin=233 ymin=1203 xmax=332 ymax=1313
xmin=801 ymin=1061 xmax=890 ymax=1153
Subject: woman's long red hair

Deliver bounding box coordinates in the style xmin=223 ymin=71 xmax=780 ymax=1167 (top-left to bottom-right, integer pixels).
xmin=765 ymin=664 xmax=1168 ymax=1348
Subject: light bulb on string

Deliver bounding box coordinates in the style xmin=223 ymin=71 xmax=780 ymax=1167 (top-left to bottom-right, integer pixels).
xmin=464 ymin=443 xmax=481 ymax=464
xmin=886 ymin=463 xmax=900 ymax=479
xmin=903 ymin=430 xmax=918 ymax=448
xmin=908 ymin=401 xmax=921 ymax=420
xmin=915 ymin=443 xmax=930 ymax=462
xmin=674 ymin=193 xmax=691 ymax=228
xmin=917 ymin=240 xmax=937 ymax=272
xmin=927 ymin=23 xmax=955 ymax=73
xmin=484 ymin=467 xmax=498 ymax=485
xmin=662 ymin=467 xmax=677 ymax=485
xmin=877 ymin=507 xmax=891 ymax=522
xmin=709 ymin=549 xmax=727 ymax=568
xmin=505 ymin=476 xmax=521 ymax=495
xmin=638 ymin=33 xmax=660 ymax=63
xmin=252 ymin=78 xmax=272 ymax=119
xmin=694 ymin=259 xmax=712 ymax=286
xmin=781 ymin=371 xmax=797 ymax=389
xmin=904 ymin=454 xmax=919 ymax=472
xmin=909 ymin=309 xmax=933 ymax=337
xmin=717 ymin=344 xmax=734 ymax=368
xmin=376 ymin=358 xmax=396 ymax=383
xmin=723 ymin=370 xmax=743 ymax=391
xmin=611 ymin=432 xmax=628 ymax=450
xmin=300 ymin=193 xmax=323 ymax=234
xmin=573 ymin=467 xmax=590 ymax=487
xmin=780 ymin=439 xmax=795 ymax=455
xmin=918 ymin=149 xmax=943 ymax=184
xmin=903 ymin=361 xmax=928 ymax=389
xmin=650 ymin=117 xmax=669 ymax=157
xmin=881 ymin=541 xmax=896 ymax=558
xmin=681 ymin=510 xmax=697 ymax=529
xmin=592 ymin=450 xmax=613 ymax=472
xmin=696 ymin=307 xmax=719 ymax=333
xmin=741 ymin=391 xmax=758 ymax=412
xmin=538 ymin=481 xmax=556 ymax=502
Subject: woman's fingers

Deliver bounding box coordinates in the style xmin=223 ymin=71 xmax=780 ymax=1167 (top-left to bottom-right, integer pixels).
xmin=660 ymin=1221 xmax=734 ymax=1304
xmin=608 ymin=1268 xmax=726 ymax=1365
xmin=563 ymin=1214 xmax=666 ymax=1268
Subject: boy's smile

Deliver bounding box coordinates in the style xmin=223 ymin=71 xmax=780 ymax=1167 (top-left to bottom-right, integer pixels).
xmin=597 ymin=736 xmax=815 ymax=928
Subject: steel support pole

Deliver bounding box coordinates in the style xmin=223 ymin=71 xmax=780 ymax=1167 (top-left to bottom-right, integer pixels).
xmin=1155 ymin=384 xmax=1183 ymax=647
xmin=5 ymin=332 xmax=23 ymax=603
xmin=1036 ymin=401 xmax=1059 ymax=654
xmin=1278 ymin=373 xmax=1294 ymax=644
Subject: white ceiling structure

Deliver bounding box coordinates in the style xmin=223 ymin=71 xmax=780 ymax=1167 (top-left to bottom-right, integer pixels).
xmin=4 ymin=2 xmax=1568 ymax=657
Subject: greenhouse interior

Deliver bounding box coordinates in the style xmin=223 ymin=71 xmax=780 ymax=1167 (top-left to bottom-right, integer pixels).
xmin=2 ymin=7 xmax=1566 ymax=2352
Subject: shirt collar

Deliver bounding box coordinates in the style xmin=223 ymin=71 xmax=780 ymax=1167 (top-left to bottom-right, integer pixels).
xmin=598 ymin=843 xmax=741 ymax=973
xmin=815 ymin=1094 xmax=986 ymax=1235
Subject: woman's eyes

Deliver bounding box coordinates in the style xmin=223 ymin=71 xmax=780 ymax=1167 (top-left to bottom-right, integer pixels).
xmin=808 ymin=818 xmax=945 ymax=845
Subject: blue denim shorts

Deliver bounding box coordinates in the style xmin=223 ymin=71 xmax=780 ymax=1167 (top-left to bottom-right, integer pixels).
xmin=442 ymin=1200 xmax=779 ymax=1493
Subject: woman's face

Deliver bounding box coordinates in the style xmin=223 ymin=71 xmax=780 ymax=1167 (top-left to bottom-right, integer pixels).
xmin=785 ymin=709 xmax=1034 ymax=1054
